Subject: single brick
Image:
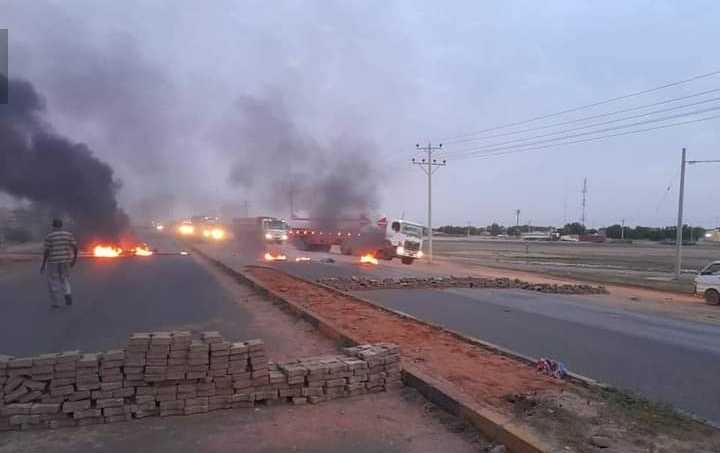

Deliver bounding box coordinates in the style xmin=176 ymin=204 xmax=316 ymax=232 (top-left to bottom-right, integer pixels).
xmin=73 ymin=408 xmax=102 ymax=420
xmin=1 ymin=403 xmax=32 ymax=416
xmin=30 ymin=403 xmax=60 ymax=415
xmin=4 ymin=386 xmax=29 ymax=403
xmin=62 ymin=400 xmax=91 ymax=413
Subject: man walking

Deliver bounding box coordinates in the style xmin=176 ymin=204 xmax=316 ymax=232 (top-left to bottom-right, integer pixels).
xmin=40 ymin=219 xmax=78 ymax=308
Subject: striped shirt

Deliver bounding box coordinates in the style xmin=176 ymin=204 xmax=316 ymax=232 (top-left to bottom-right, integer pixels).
xmin=44 ymin=230 xmax=77 ymax=264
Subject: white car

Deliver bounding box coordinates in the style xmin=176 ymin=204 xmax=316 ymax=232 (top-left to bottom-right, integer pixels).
xmin=695 ymin=261 xmax=720 ymax=305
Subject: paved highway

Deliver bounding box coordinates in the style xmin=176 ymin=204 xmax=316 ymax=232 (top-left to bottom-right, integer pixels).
xmin=202 ymin=243 xmax=720 ymax=424
xmin=0 ymin=235 xmax=253 ymax=356
xmin=362 ymin=288 xmax=720 ymax=424
xmin=12 ymin=233 xmax=717 ymax=424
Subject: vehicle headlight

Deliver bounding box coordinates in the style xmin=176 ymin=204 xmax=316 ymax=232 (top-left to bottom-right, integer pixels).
xmin=281 ymin=234 xmax=288 ymax=240
xmin=396 ymin=246 xmax=405 ymax=255
xmin=265 ymin=233 xmax=273 ymax=240
xmin=417 ymin=250 xmax=424 ymax=258
xmin=178 ymin=225 xmax=195 ymax=235
xmin=211 ymin=229 xmax=225 ymax=240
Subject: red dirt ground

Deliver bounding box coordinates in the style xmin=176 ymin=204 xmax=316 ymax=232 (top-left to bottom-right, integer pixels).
xmin=246 ymin=267 xmax=561 ymax=411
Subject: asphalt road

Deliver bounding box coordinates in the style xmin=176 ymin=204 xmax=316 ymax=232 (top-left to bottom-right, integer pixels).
xmin=209 ymin=242 xmax=720 ymax=423
xmin=361 ymin=287 xmax=720 ymax=424
xmin=18 ymin=233 xmax=717 ymax=423
xmin=0 ymin=235 xmax=254 ymax=356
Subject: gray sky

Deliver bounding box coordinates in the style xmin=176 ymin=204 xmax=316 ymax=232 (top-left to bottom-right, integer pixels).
xmin=2 ymin=0 xmax=719 ymax=228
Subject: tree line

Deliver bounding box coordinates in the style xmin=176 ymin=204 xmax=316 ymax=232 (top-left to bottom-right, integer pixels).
xmin=437 ymin=222 xmax=708 ymax=241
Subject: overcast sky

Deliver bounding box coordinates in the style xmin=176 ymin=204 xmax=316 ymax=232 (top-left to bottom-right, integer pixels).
xmin=2 ymin=1 xmax=719 ymax=228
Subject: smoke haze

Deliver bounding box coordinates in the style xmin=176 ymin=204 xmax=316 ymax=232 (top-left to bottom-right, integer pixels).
xmin=221 ymin=95 xmax=382 ymax=225
xmin=2 ymin=2 xmax=720 ymax=227
xmin=0 ymin=75 xmax=128 ymax=238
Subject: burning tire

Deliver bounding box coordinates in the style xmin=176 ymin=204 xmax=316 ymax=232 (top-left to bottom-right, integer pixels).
xmin=705 ymin=289 xmax=720 ymax=305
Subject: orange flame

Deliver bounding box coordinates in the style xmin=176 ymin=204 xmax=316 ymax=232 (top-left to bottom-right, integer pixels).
xmin=94 ymin=245 xmax=123 ymax=257
xmin=264 ymin=252 xmax=287 ymax=261
xmin=360 ymin=254 xmax=378 ymax=265
xmin=134 ymin=245 xmax=153 ymax=256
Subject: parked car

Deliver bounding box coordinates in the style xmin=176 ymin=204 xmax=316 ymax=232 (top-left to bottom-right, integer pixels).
xmin=694 ymin=261 xmax=720 ymax=305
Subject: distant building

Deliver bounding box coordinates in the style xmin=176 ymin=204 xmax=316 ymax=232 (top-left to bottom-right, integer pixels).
xmin=704 ymin=228 xmax=720 ymax=242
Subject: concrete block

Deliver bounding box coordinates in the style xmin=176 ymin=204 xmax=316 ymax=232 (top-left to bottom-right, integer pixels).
xmin=4 ymin=386 xmax=29 ymax=403
xmin=22 ymin=380 xmax=46 ymax=391
xmin=3 ymin=376 xmax=24 ymax=393
xmin=183 ymin=405 xmax=208 ymax=415
xmin=68 ymin=390 xmax=90 ymax=401
xmin=96 ymin=398 xmax=123 ymax=409
xmin=50 ymin=385 xmax=74 ymax=397
xmin=62 ymin=400 xmax=91 ymax=413
xmin=73 ymin=408 xmax=102 ymax=419
xmin=2 ymin=404 xmax=32 ymax=415
xmin=30 ymin=403 xmax=60 ymax=415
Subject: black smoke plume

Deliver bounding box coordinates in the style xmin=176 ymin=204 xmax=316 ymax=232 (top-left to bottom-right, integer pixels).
xmin=222 ymin=95 xmax=383 ymax=228
xmin=0 ymin=75 xmax=128 ymax=239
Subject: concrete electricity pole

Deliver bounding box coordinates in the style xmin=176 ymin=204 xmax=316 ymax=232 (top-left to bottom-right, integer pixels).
xmin=675 ymin=147 xmax=720 ymax=279
xmin=515 ymin=209 xmax=520 ymax=227
xmin=621 ymin=219 xmax=625 ymax=240
xmin=581 ymin=177 xmax=588 ymax=225
xmin=413 ymin=142 xmax=446 ymax=263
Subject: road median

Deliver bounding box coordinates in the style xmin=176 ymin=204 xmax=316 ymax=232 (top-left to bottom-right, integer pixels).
xmin=191 ymin=244 xmax=720 ymax=452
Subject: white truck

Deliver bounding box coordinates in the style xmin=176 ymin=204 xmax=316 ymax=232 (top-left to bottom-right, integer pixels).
xmin=338 ymin=218 xmax=424 ymax=265
xmin=694 ymin=261 xmax=720 ymax=305
xmin=233 ymin=216 xmax=289 ymax=244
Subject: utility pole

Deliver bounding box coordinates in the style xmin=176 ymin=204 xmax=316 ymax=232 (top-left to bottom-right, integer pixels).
xmin=581 ymin=177 xmax=588 ymax=226
xmin=515 ymin=209 xmax=520 ymax=227
xmin=466 ymin=221 xmax=471 ymax=239
xmin=621 ymin=219 xmax=625 ymax=240
xmin=675 ymin=148 xmax=720 ymax=279
xmin=413 ymin=142 xmax=446 ymax=263
xmin=675 ymin=148 xmax=686 ymax=280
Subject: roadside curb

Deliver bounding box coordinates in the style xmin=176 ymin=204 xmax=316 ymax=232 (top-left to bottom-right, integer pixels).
xmin=190 ymin=246 xmax=552 ymax=452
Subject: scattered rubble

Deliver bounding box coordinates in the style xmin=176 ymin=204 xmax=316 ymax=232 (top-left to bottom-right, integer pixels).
xmin=0 ymin=332 xmax=401 ymax=431
xmin=317 ymin=275 xmax=608 ymax=295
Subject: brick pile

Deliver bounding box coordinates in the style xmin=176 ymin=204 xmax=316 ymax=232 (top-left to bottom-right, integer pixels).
xmin=317 ymin=276 xmax=608 ymax=294
xmin=275 ymin=343 xmax=402 ymax=406
xmin=0 ymin=333 xmax=401 ymax=432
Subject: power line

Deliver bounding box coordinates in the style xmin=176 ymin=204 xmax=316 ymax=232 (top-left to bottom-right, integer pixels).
xmin=412 ymin=142 xmax=446 ymax=264
xmin=449 ymin=113 xmax=720 ymax=163
xmin=446 ymin=97 xmax=720 ymax=155
xmin=449 ymin=105 xmax=720 ymax=160
xmin=441 ymin=69 xmax=720 ymax=143
xmin=447 ymin=88 xmax=720 ymax=145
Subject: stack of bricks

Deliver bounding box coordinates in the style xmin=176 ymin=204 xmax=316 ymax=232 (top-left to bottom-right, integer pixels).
xmin=0 ymin=332 xmax=401 ymax=432
xmin=342 ymin=343 xmax=402 ymax=390
xmin=275 ymin=343 xmax=402 ymax=405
